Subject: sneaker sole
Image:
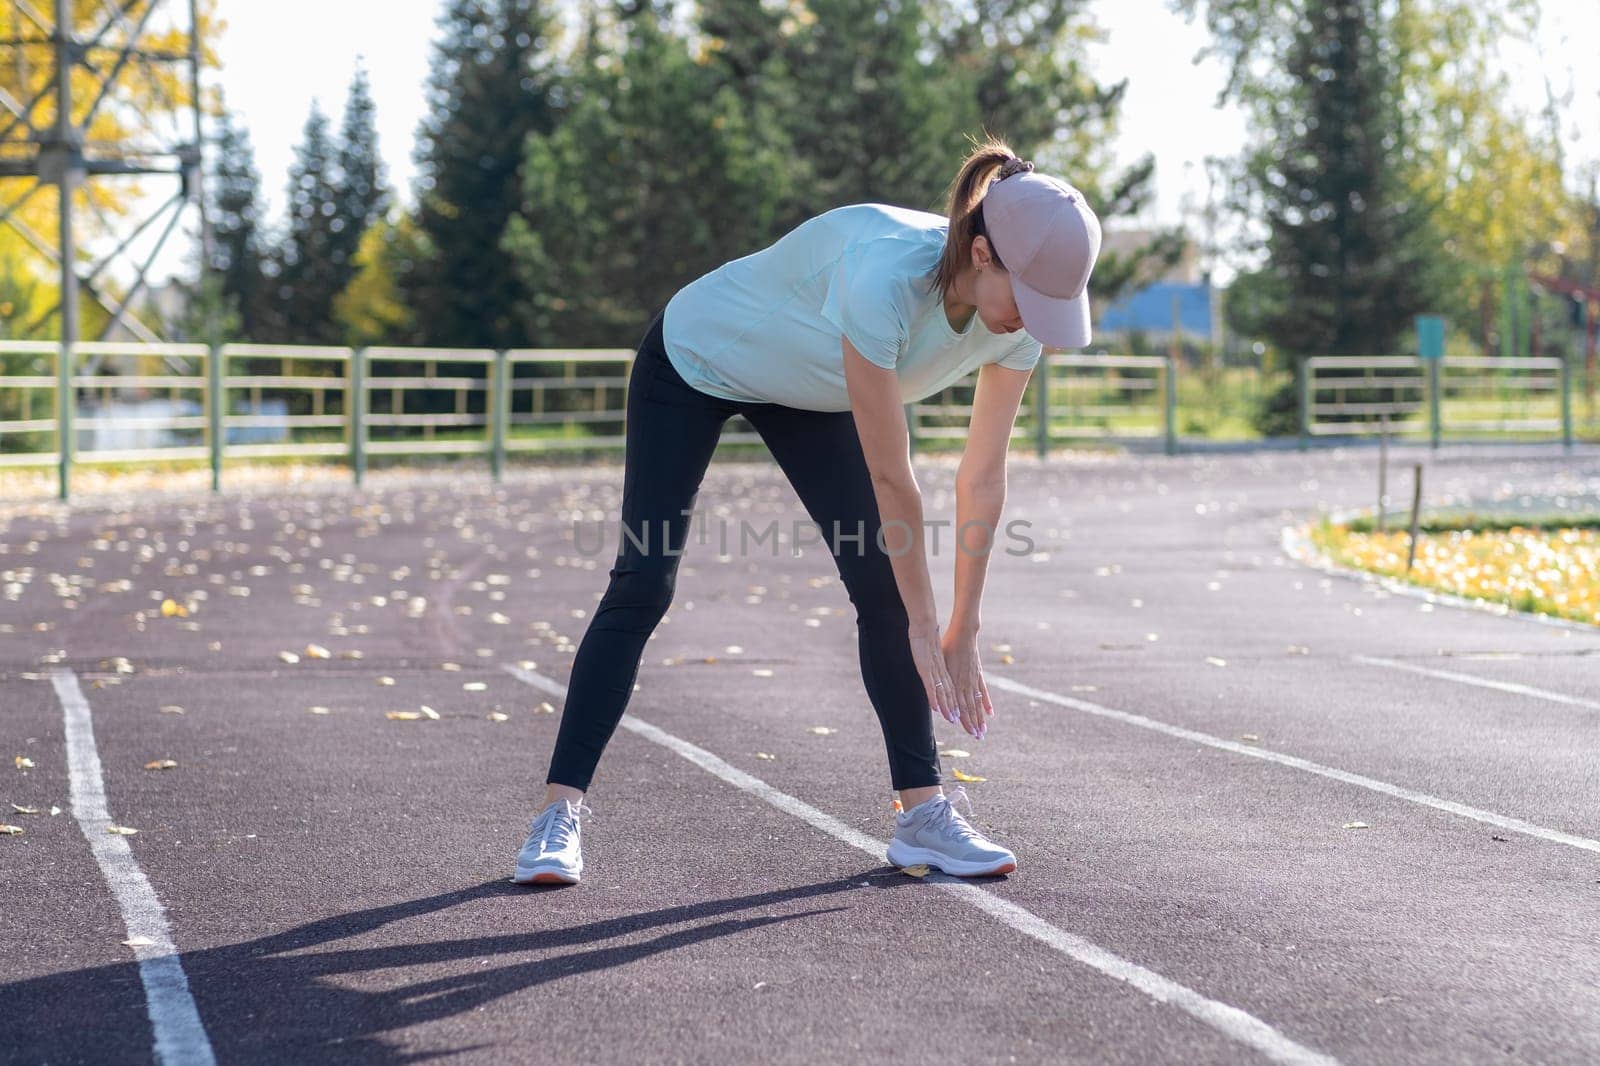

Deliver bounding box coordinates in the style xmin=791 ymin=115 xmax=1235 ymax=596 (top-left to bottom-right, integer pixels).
xmin=885 ymin=841 xmax=1017 ymax=877
xmin=513 ymin=865 xmax=581 ymax=884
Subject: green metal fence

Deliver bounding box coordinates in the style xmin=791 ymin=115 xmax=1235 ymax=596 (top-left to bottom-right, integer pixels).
xmin=3 ymin=338 xmax=1590 ymax=501
xmin=1298 ymin=352 xmax=1584 ymax=449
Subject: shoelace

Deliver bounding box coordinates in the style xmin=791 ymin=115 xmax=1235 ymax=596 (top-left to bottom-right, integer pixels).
xmin=530 ymin=799 xmax=593 ymax=853
xmin=924 ymin=784 xmax=980 ymax=843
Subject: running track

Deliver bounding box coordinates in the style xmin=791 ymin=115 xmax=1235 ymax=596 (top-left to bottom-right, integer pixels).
xmin=2 ymin=441 xmax=1598 ymax=1065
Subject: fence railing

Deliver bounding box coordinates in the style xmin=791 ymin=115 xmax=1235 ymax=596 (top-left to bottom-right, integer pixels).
xmin=1299 ymin=353 xmax=1582 ymax=447
xmin=1 ymin=339 xmax=1588 ymax=500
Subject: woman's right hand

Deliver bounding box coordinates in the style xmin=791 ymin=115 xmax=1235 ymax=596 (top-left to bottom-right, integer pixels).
xmin=909 ymin=622 xmax=968 ymax=733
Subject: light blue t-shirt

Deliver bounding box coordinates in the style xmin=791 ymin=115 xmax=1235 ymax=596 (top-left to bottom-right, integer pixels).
xmin=661 ymin=202 xmax=1044 ymax=412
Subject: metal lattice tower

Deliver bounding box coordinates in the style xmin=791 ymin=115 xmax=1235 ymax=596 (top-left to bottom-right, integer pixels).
xmin=0 ymin=0 xmax=203 ymax=342
xmin=0 ymin=0 xmax=203 ymax=496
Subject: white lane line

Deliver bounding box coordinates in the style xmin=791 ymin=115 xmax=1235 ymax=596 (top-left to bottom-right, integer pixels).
xmin=503 ymin=663 xmax=1339 ymax=1066
xmin=1350 ymin=654 xmax=1600 ymax=713
xmin=51 ymin=668 xmax=217 ymax=1066
xmin=986 ymin=674 xmax=1600 ymax=855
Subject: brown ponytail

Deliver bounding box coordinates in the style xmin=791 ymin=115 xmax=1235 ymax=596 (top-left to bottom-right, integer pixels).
xmin=928 ymin=132 xmax=1019 ymax=302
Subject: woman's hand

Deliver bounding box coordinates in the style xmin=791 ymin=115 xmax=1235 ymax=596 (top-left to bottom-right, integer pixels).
xmin=940 ymin=628 xmax=993 ymax=740
xmin=908 ymin=622 xmax=964 ymax=730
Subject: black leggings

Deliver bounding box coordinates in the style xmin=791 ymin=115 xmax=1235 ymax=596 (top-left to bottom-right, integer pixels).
xmin=544 ymin=308 xmax=941 ymax=792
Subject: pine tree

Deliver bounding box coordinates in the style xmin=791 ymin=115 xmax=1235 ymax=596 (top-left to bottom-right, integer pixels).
xmin=334 ymin=65 xmax=390 ymax=294
xmin=208 ymin=102 xmax=266 ymax=340
xmin=269 ymin=103 xmax=345 ymax=344
xmin=1246 ymin=0 xmax=1451 ymax=357
xmin=401 ymin=0 xmax=559 ymax=348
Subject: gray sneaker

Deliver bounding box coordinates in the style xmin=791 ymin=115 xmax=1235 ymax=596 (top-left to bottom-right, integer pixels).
xmin=885 ymin=785 xmax=1017 ymax=877
xmin=513 ymin=798 xmax=592 ymax=884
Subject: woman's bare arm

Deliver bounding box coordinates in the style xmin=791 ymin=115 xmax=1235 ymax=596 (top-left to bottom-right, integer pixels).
xmin=841 ymin=335 xmax=969 ymax=728
xmin=950 ymin=359 xmax=1033 ymax=634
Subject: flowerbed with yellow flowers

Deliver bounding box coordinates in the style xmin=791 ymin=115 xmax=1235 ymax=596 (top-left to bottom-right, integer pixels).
xmin=1306 ymin=511 xmax=1600 ymax=628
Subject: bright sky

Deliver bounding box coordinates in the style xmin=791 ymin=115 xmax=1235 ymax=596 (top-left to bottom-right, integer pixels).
xmin=207 ymin=0 xmax=1598 ymax=287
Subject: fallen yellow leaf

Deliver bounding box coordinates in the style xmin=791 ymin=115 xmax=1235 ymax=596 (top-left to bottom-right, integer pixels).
xmin=143 ymin=759 xmax=177 ymax=771
xmin=1342 ymin=821 xmax=1370 ymax=830
xmin=950 ymin=767 xmax=986 ymax=782
xmin=106 ymin=825 xmax=138 ymax=835
xmin=10 ymin=804 xmax=39 ymax=815
xmin=278 ymin=650 xmax=300 ymax=664
xmin=487 ymin=712 xmax=510 ymax=722
xmin=307 ymin=706 xmax=332 ymax=715
xmin=755 ymin=752 xmax=776 ymax=760
xmin=462 ymin=681 xmax=488 ymax=691
xmin=0 ymin=824 xmax=23 ymax=835
xmin=419 ymin=705 xmax=441 ymax=720
xmin=534 ymin=701 xmax=555 ymax=714
xmin=899 ymin=864 xmax=931 ymax=878
xmin=941 ymin=749 xmax=970 ymax=758
xmin=377 ymin=676 xmax=396 ymax=686
xmin=385 ymin=711 xmax=423 ymax=721
xmin=807 ymin=726 xmax=836 ymax=735
xmin=304 ymin=644 xmax=331 ymax=659
xmin=14 ymin=756 xmax=35 ymax=769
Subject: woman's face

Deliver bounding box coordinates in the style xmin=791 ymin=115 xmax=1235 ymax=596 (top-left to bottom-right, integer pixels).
xmin=971 ymin=236 xmax=1026 ymax=335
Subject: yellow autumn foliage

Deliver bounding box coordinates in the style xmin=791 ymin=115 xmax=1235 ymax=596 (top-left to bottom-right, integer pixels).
xmin=1310 ymin=520 xmax=1600 ymax=627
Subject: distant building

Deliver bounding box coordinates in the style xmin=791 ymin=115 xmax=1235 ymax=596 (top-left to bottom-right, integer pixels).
xmin=1093 ymin=227 xmax=1220 ymax=347
xmin=101 ymin=275 xmax=190 ymax=343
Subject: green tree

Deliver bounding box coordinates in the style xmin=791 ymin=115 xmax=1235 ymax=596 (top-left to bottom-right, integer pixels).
xmin=504 ymin=0 xmax=1171 ymax=348
xmin=1392 ymin=1 xmax=1580 ymax=347
xmin=505 ymin=5 xmax=795 ymax=346
xmin=207 ymin=101 xmax=267 ymax=340
xmin=333 ymin=65 xmax=391 ymax=302
xmin=401 ymin=0 xmax=561 ymax=348
xmin=1177 ymin=0 xmax=1452 ymax=359
xmin=703 ymin=0 xmax=1169 ymax=290
xmin=334 ymin=215 xmax=418 ymax=347
xmin=268 ymin=103 xmax=344 ymax=344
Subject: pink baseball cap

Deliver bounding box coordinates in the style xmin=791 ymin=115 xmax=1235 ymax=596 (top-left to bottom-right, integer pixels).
xmin=982 ymin=160 xmax=1102 ymax=349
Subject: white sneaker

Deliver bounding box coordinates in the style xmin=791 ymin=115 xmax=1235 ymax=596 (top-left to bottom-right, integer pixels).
xmin=885 ymin=785 xmax=1017 ymax=877
xmin=513 ymin=797 xmax=591 ymax=884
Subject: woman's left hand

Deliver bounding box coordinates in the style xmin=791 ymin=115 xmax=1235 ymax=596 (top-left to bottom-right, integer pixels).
xmin=940 ymin=628 xmax=994 ymax=740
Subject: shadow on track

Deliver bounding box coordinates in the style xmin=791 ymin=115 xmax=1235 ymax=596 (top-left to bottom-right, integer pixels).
xmin=4 ymin=870 xmax=922 ymax=1063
